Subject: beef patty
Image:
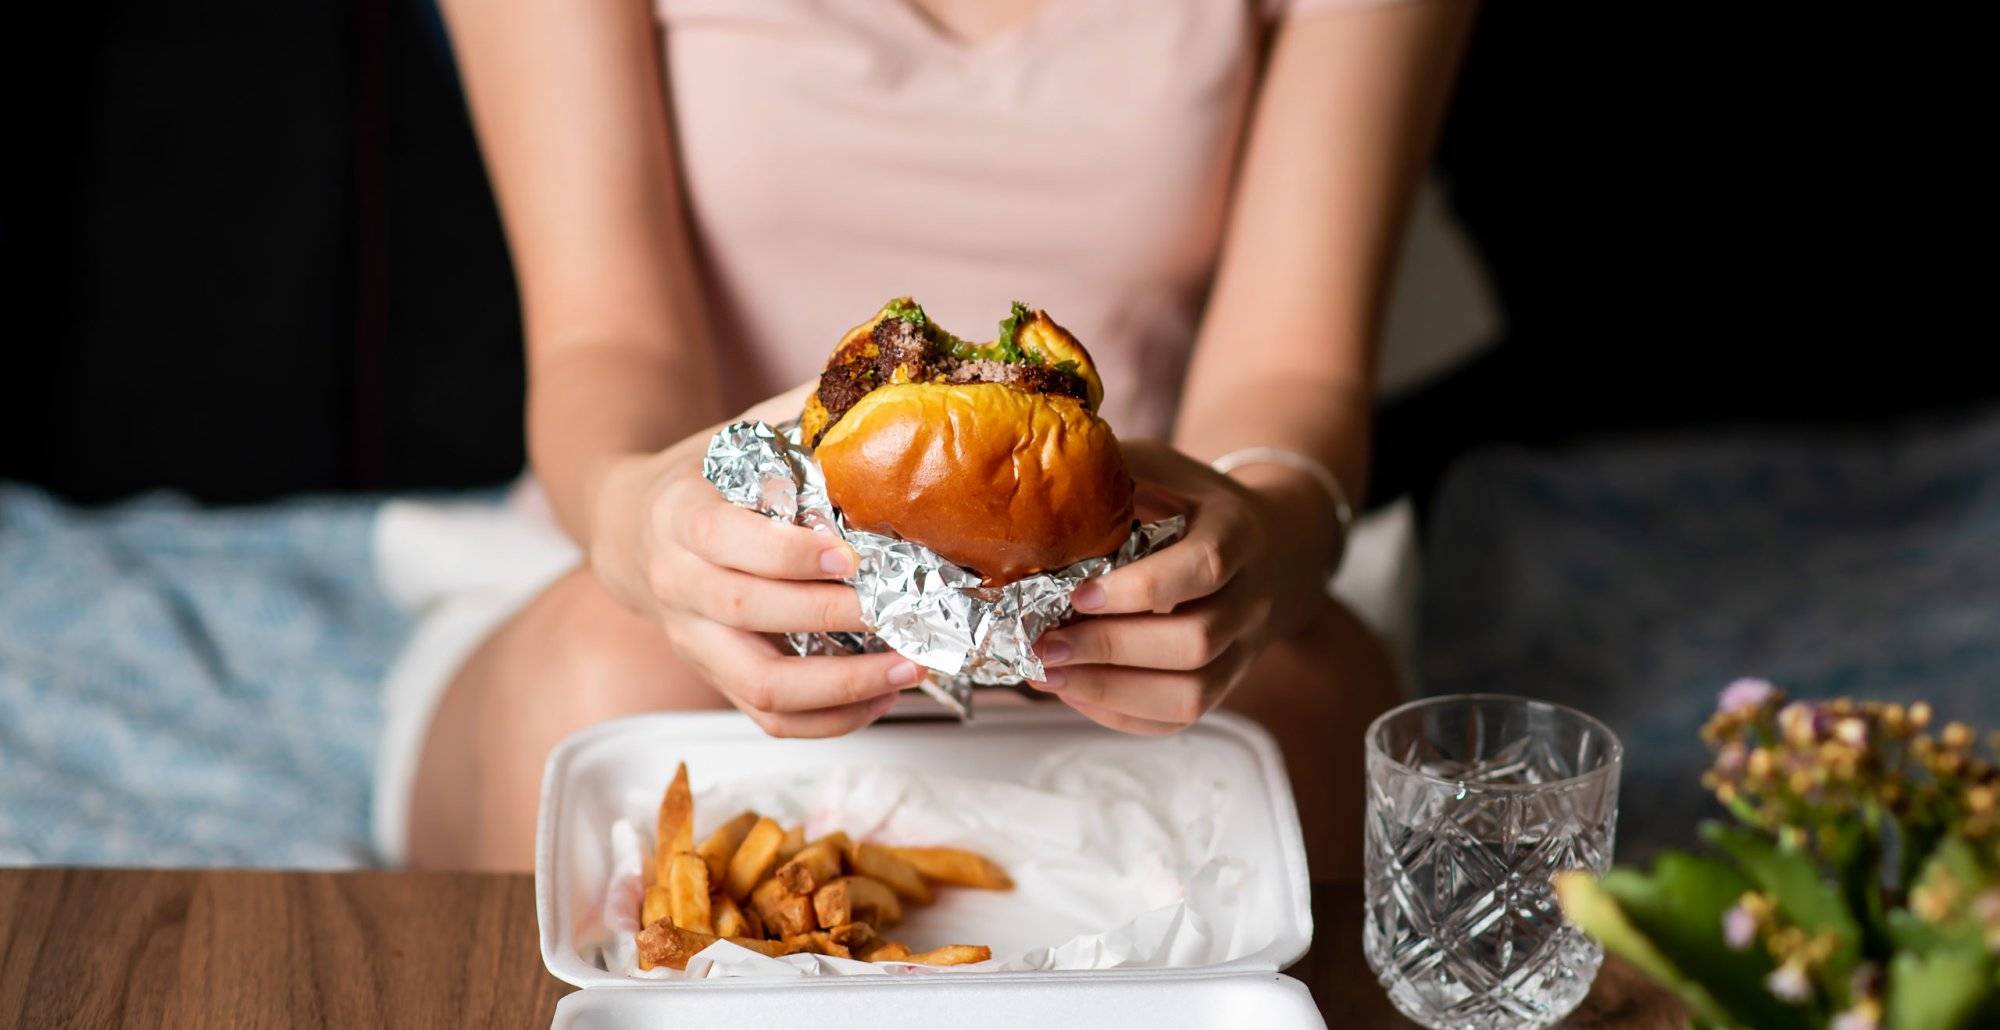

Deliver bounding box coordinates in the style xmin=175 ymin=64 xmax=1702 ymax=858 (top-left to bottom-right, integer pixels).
xmin=811 ymin=317 xmax=1089 ymax=445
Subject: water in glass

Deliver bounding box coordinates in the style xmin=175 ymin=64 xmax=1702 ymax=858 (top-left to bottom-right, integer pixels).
xmin=1363 ymin=695 xmax=1621 ymax=1029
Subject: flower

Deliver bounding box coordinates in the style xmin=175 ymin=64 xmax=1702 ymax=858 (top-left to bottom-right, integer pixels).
xmin=1569 ymin=688 xmax=2000 ymax=1030
xmin=1722 ymin=903 xmax=1759 ymax=950
xmin=1831 ymin=1001 xmax=1882 ymax=1030
xmin=1766 ymin=957 xmax=1814 ymax=1003
xmin=1778 ymin=702 xmax=1826 ymax=745
xmin=1718 ymin=678 xmax=1778 ymax=713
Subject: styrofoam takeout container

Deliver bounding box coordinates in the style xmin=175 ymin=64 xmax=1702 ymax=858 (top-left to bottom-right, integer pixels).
xmin=535 ymin=706 xmax=1322 ymax=1027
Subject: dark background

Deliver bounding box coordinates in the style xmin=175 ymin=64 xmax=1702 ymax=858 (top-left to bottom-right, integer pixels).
xmin=5 ymin=2 xmax=1989 ymax=508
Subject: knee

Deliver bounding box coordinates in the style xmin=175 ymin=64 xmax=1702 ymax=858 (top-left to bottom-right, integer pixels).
xmin=1255 ymin=602 xmax=1401 ymax=708
xmin=501 ymin=569 xmax=715 ymax=721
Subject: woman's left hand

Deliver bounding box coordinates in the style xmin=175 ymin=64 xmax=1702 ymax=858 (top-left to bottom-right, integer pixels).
xmin=1032 ymin=440 xmax=1335 ymax=734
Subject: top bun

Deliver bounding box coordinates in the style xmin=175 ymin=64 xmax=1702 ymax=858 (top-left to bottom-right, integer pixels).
xmin=806 ymin=299 xmax=1133 ymax=585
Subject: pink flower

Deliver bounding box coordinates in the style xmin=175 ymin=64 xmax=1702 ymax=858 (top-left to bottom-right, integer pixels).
xmin=1722 ymin=904 xmax=1758 ymax=950
xmin=1716 ymin=741 xmax=1749 ymax=774
xmin=1718 ymin=678 xmax=1777 ymax=713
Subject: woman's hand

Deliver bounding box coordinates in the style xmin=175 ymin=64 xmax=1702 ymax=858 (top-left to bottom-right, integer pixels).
xmin=1031 ymin=441 xmax=1338 ymax=735
xmin=586 ymin=385 xmax=922 ymax=737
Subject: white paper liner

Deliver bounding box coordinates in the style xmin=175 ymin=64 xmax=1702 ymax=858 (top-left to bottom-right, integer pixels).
xmin=586 ymin=736 xmax=1275 ymax=979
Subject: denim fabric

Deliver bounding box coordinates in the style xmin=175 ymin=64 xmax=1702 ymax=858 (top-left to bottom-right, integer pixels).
xmin=1420 ymin=406 xmax=2000 ymax=857
xmin=0 ymin=486 xmax=401 ymax=866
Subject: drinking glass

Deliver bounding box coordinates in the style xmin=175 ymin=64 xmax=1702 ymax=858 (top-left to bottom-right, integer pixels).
xmin=1363 ymin=694 xmax=1622 ymax=1029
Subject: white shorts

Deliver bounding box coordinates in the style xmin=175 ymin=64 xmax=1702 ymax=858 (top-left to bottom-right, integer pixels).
xmin=368 ymin=480 xmax=580 ymax=865
xmin=366 ymin=481 xmax=1417 ymax=866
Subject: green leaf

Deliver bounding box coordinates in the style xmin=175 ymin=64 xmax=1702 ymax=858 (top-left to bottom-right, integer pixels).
xmin=993 ymin=300 xmax=1034 ymax=363
xmin=1887 ymin=908 xmax=1961 ymax=954
xmin=1702 ymin=823 xmax=1862 ymax=1001
xmin=1597 ymin=853 xmax=1820 ymax=1029
xmin=1822 ymin=816 xmax=1894 ymax=959
xmin=1890 ymin=836 xmax=1994 ymax=954
xmin=882 ymin=296 xmax=927 ymax=327
xmin=1554 ymin=872 xmax=1741 ymax=1028
xmin=1886 ymin=946 xmax=1994 ymax=1030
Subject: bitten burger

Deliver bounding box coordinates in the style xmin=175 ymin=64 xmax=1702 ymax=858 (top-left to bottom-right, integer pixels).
xmin=803 ymin=298 xmax=1133 ymax=586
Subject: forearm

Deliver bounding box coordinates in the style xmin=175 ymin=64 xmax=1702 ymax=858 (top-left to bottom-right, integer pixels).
xmin=1173 ymin=371 xmax=1370 ymax=609
xmin=441 ymin=0 xmax=728 ymax=544
xmin=1173 ymin=369 xmax=1371 ymax=509
xmin=1177 ymin=0 xmax=1474 ymax=471
xmin=527 ymin=343 xmax=727 ymax=546
xmin=1168 ymin=0 xmax=1475 ymax=629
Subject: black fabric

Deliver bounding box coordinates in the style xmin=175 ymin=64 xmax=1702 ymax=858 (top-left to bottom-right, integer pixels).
xmin=1370 ymin=6 xmax=1993 ymax=510
xmin=5 ymin=4 xmax=1983 ymax=504
xmin=4 ymin=1 xmax=521 ymax=503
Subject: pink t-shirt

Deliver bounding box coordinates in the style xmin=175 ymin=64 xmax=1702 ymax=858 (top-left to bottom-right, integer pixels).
xmin=658 ymin=0 xmax=1374 ymax=438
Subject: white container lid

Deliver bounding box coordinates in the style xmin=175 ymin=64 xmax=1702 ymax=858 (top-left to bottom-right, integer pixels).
xmin=551 ymin=971 xmax=1327 ymax=1028
xmin=536 ymin=707 xmax=1319 ymax=1026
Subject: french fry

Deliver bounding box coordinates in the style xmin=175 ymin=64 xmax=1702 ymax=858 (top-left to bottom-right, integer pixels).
xmin=635 ymin=922 xmax=788 ymax=971
xmin=667 ymin=853 xmax=713 ymax=934
xmin=824 ymin=921 xmax=874 ymax=949
xmin=857 ymin=939 xmax=912 ymax=962
xmin=750 ymin=877 xmax=816 ymax=938
xmin=712 ymin=892 xmax=750 ymax=938
xmin=695 ymin=810 xmax=760 ymax=884
xmin=724 ymin=818 xmax=785 ymax=901
xmin=886 ymin=845 xmax=1014 ymax=890
xmin=641 ymin=884 xmax=672 ymax=929
xmin=780 ymin=931 xmax=851 ymax=958
xmin=775 ymin=824 xmax=807 ymax=864
xmin=904 ymin=944 xmax=992 ymax=966
xmin=813 ymin=875 xmax=902 ymax=929
xmin=849 ymin=842 xmax=932 ymax=904
xmin=652 ymin=763 xmax=694 ymax=880
xmin=635 ymin=767 xmax=996 ymax=972
xmin=811 ymin=878 xmax=851 ymax=928
xmin=775 ymin=834 xmax=849 ymax=896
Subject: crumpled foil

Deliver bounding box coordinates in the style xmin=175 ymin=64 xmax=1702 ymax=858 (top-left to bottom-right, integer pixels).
xmin=703 ymin=419 xmax=1185 ymax=719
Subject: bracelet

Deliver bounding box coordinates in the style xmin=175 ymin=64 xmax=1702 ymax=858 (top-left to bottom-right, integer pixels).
xmin=1211 ymin=446 xmax=1356 ymax=537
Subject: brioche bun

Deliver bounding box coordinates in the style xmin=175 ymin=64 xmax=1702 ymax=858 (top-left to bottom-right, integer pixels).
xmin=806 ymin=300 xmax=1132 ymax=585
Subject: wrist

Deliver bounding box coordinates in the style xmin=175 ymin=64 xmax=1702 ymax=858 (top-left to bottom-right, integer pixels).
xmin=583 ymin=448 xmax=674 ymax=613
xmin=1227 ymin=463 xmax=1346 ymax=633
xmin=1224 ymin=460 xmax=1349 ymax=560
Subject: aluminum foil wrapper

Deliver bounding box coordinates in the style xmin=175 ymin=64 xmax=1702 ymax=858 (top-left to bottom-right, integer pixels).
xmin=703 ymin=419 xmax=1185 ymax=719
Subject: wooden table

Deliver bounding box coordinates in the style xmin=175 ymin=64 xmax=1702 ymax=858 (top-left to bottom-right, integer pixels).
xmin=0 ymin=869 xmax=1681 ymax=1027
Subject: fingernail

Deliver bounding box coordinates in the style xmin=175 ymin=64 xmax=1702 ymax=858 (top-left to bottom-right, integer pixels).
xmin=1039 ymin=668 xmax=1067 ymax=689
xmin=887 ymin=661 xmax=922 ymax=687
xmin=820 ymin=547 xmax=856 ymax=576
xmin=1071 ymin=583 xmax=1106 ymax=612
xmin=1039 ymin=639 xmax=1072 ymax=666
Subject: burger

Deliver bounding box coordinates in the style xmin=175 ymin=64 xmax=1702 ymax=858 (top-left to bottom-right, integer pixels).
xmin=803 ymin=298 xmax=1133 ymax=586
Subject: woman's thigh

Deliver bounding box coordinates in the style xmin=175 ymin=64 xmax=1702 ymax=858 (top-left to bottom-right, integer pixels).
xmin=408 ymin=567 xmax=726 ymax=870
xmin=407 ymin=569 xmax=1398 ymax=876
xmin=1224 ymin=601 xmax=1402 ymax=882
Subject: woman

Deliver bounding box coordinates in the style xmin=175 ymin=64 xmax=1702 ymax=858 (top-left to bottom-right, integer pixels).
xmin=396 ymin=0 xmax=1474 ymax=878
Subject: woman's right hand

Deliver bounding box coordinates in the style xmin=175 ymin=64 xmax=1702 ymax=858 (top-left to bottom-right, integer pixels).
xmin=584 ymin=385 xmax=923 ymax=737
